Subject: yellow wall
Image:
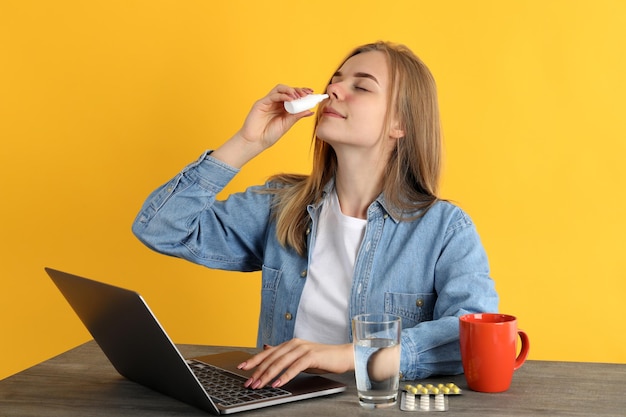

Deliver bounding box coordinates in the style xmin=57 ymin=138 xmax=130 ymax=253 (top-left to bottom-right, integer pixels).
xmin=1 ymin=0 xmax=625 ymax=380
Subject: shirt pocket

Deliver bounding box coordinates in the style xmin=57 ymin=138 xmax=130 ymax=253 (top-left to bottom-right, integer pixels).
xmin=260 ymin=265 xmax=282 ymax=342
xmin=384 ymin=292 xmax=435 ymax=329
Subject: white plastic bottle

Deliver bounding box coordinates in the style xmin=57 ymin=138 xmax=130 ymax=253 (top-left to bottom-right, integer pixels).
xmin=284 ymin=94 xmax=329 ymax=114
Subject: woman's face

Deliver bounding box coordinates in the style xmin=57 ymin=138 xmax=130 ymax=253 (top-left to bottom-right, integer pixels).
xmin=316 ymin=50 xmax=397 ymax=153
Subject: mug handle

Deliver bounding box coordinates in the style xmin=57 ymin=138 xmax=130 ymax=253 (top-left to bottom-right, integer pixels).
xmin=513 ymin=329 xmax=530 ymax=371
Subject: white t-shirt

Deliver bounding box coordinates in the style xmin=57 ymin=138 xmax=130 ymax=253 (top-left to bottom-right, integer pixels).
xmin=293 ymin=189 xmax=367 ymax=344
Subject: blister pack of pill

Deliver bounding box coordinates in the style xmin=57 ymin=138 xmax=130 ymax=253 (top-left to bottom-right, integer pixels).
xmin=400 ymin=383 xmax=462 ymax=412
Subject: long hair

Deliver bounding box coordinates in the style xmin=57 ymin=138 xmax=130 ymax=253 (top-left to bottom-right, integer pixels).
xmin=267 ymin=41 xmax=443 ymax=256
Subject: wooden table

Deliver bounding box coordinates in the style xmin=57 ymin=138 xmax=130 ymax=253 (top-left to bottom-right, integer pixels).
xmin=1 ymin=341 xmax=624 ymax=416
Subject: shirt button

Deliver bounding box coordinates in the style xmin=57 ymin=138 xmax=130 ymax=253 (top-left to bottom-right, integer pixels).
xmin=284 ymin=312 xmax=293 ymax=320
xmin=166 ymin=186 xmax=173 ymax=193
xmin=416 ymin=298 xmax=424 ymax=307
xmin=300 ymin=270 xmax=307 ymax=278
xmin=305 ymin=227 xmax=311 ymax=235
xmin=383 ymin=214 xmax=389 ymax=219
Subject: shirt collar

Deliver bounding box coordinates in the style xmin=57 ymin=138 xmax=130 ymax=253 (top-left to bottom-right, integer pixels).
xmin=315 ymin=179 xmax=402 ymax=223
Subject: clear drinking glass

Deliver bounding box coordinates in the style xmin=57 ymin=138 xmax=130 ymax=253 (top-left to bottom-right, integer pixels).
xmin=352 ymin=314 xmax=401 ymax=408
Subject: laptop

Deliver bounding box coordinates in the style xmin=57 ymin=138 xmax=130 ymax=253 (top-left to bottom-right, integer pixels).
xmin=45 ymin=267 xmax=347 ymax=414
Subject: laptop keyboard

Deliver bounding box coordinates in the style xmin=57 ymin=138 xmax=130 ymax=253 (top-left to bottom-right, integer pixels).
xmin=187 ymin=359 xmax=291 ymax=407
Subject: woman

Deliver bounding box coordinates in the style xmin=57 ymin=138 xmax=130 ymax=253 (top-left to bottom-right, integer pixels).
xmin=132 ymin=41 xmax=499 ymax=389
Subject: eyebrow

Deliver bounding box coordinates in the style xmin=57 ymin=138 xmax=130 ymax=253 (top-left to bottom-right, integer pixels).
xmin=332 ymin=71 xmax=380 ymax=85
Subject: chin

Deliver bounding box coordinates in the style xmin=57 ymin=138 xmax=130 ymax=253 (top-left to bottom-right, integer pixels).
xmin=315 ymin=124 xmax=339 ymax=144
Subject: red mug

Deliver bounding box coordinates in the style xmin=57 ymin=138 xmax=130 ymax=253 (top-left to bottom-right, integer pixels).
xmin=459 ymin=313 xmax=530 ymax=393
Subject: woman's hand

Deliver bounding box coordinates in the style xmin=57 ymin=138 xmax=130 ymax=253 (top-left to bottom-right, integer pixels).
xmin=239 ymin=84 xmax=314 ymax=149
xmin=212 ymin=85 xmax=315 ymax=168
xmin=237 ymin=339 xmax=354 ymax=389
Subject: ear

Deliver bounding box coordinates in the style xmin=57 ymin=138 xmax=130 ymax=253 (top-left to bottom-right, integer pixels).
xmin=390 ymin=127 xmax=404 ymax=139
xmin=389 ymin=120 xmax=405 ymax=139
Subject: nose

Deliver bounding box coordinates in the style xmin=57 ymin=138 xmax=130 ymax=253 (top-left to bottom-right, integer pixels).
xmin=326 ymin=82 xmax=344 ymax=100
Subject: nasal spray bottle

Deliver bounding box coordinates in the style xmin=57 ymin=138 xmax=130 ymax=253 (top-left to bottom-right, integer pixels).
xmin=284 ymin=94 xmax=329 ymax=114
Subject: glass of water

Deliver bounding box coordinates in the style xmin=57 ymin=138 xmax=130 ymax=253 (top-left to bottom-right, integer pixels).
xmin=352 ymin=314 xmax=401 ymax=408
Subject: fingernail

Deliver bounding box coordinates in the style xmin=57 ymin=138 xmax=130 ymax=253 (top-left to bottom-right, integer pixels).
xmin=252 ymin=380 xmax=262 ymax=389
xmin=271 ymin=379 xmax=281 ymax=388
xmin=237 ymin=362 xmax=246 ymax=369
xmin=244 ymin=377 xmax=254 ymax=388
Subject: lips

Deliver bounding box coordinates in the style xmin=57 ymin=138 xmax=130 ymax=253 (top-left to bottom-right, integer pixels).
xmin=322 ymin=105 xmax=346 ymax=119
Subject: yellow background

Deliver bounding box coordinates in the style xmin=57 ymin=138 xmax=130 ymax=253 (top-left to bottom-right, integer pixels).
xmin=1 ymin=0 xmax=625 ymax=380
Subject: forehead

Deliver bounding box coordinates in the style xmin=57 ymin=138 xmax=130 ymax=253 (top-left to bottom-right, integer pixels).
xmin=337 ymin=50 xmax=389 ymax=83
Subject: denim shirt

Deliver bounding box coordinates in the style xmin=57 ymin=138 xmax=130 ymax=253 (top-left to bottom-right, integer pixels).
xmin=132 ymin=151 xmax=499 ymax=380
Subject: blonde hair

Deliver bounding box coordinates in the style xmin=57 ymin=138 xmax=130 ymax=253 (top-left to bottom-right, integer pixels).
xmin=267 ymin=41 xmax=442 ymax=256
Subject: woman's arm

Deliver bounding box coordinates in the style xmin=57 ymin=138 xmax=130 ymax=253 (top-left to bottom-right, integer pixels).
xmin=399 ymin=210 xmax=499 ymax=380
xmin=132 ymin=85 xmax=317 ymax=269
